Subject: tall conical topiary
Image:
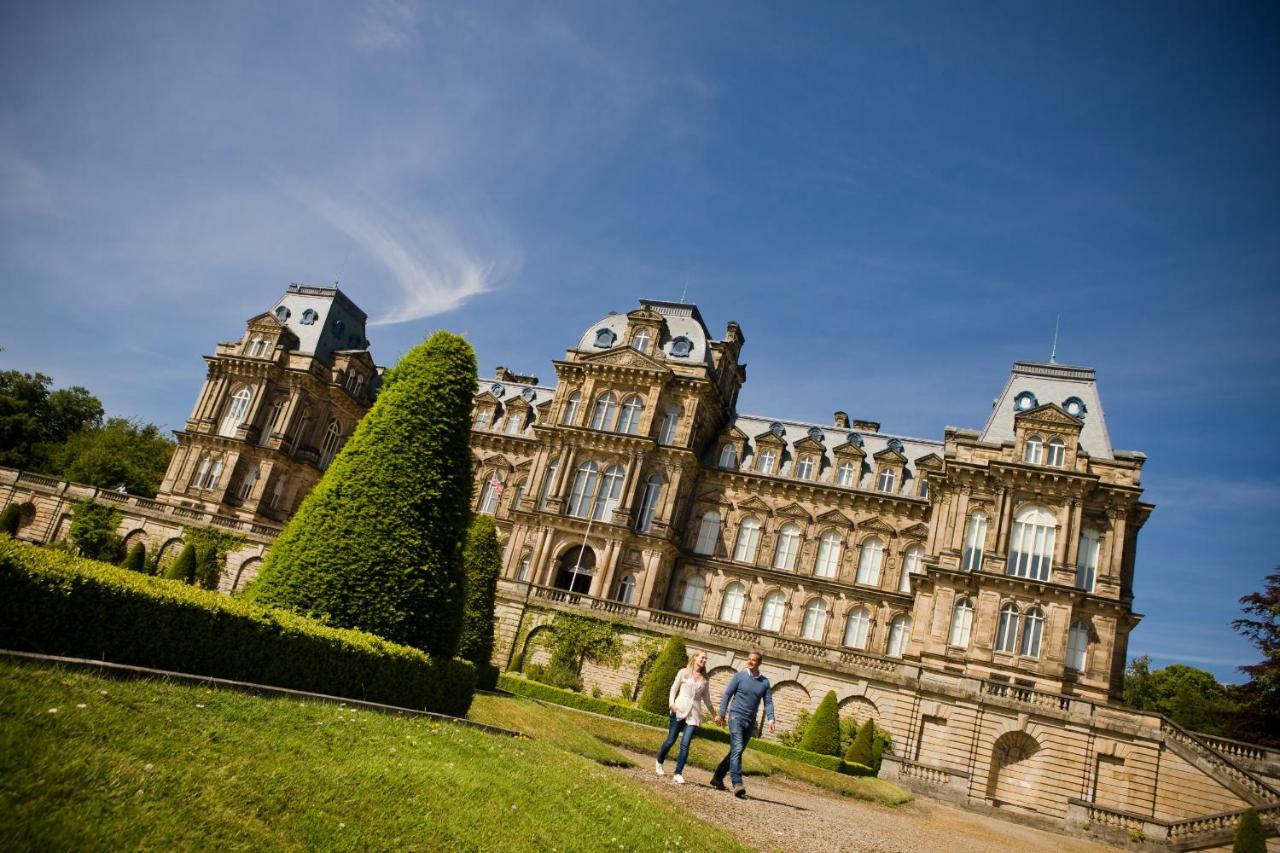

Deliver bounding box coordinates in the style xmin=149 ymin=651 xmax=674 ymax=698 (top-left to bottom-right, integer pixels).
xmin=165 ymin=544 xmax=197 ymax=584
xmin=845 ymin=717 xmax=876 ymax=768
xmin=194 ymin=544 xmax=219 ymax=590
xmin=0 ymin=503 xmax=19 ymax=537
xmin=122 ymin=541 xmax=146 ymax=573
xmin=458 ymin=514 xmax=501 ymax=688
xmin=638 ymin=636 xmax=688 ymax=715
xmin=1233 ymin=807 xmax=1266 ymax=853
xmin=799 ymin=691 xmax=842 ymax=756
xmin=247 ymin=331 xmax=477 ymax=657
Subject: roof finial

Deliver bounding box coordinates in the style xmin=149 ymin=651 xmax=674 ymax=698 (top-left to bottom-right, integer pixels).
xmin=1049 ymin=314 xmax=1060 ymax=364
xmin=680 ymin=276 xmax=688 ymax=304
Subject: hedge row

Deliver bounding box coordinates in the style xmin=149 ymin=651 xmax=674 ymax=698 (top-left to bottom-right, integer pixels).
xmin=498 ymin=673 xmax=872 ymax=776
xmin=0 ymin=538 xmax=476 ymax=717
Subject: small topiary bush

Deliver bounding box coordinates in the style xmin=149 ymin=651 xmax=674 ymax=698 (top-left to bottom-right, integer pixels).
xmin=637 ymin=635 xmax=687 ymax=714
xmin=122 ymin=541 xmax=146 ymax=573
xmin=0 ymin=503 xmax=19 ymax=537
xmin=458 ymin=515 xmax=500 ymax=689
xmin=164 ymin=544 xmax=197 ymax=584
xmin=0 ymin=538 xmax=476 ymax=715
xmin=800 ymin=691 xmax=842 ymax=756
xmin=67 ymin=499 xmax=123 ymax=563
xmin=1233 ymin=807 xmax=1266 ymax=853
xmin=846 ymin=716 xmax=876 ymax=768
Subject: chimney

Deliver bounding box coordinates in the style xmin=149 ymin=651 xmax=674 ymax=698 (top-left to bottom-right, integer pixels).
xmin=833 ymin=411 xmax=850 ymax=429
xmin=852 ymin=418 xmax=880 ymax=434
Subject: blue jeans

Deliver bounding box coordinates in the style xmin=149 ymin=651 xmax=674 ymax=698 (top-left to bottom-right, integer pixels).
xmin=713 ymin=715 xmax=753 ymax=786
xmin=657 ymin=712 xmax=697 ymax=774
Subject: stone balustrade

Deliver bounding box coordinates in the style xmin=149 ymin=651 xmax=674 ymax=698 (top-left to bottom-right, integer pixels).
xmin=1159 ymin=717 xmax=1280 ymax=804
xmin=879 ymin=755 xmax=969 ymax=803
xmin=1067 ymin=798 xmax=1280 ymax=847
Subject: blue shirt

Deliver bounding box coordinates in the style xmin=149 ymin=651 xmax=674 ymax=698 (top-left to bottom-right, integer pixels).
xmin=719 ymin=669 xmax=775 ymax=725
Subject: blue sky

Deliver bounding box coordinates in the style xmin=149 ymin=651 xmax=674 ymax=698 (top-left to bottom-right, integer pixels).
xmin=2 ymin=2 xmax=1276 ymax=681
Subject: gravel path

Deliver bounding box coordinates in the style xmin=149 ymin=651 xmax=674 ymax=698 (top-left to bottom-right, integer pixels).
xmin=617 ymin=748 xmax=1112 ymax=853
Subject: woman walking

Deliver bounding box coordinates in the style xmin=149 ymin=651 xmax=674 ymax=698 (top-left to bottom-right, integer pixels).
xmin=655 ymin=649 xmax=717 ymax=784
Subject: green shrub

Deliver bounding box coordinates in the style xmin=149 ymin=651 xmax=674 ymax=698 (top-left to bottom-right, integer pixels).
xmin=0 ymin=503 xmax=19 ymax=537
xmin=165 ymin=544 xmax=197 ymax=584
xmin=458 ymin=515 xmax=500 ymax=673
xmin=122 ymin=542 xmax=146 ymax=573
xmin=248 ymin=332 xmax=477 ymax=657
xmin=539 ymin=614 xmax=623 ymax=678
xmin=527 ymin=661 xmax=583 ymax=692
xmin=194 ymin=544 xmax=219 ymax=590
xmin=637 ymin=635 xmax=686 ymax=714
xmin=1233 ymin=807 xmax=1266 ymax=853
xmin=800 ymin=691 xmax=842 ymax=756
xmin=846 ymin=716 xmax=876 ymax=768
xmin=509 ymin=651 xmax=525 ymax=673
xmin=0 ymin=537 xmax=475 ymax=715
xmin=67 ymin=499 xmax=123 ymax=563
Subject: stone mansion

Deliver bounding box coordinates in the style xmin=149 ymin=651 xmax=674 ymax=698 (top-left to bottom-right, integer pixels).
xmin=2 ymin=285 xmax=1276 ymax=848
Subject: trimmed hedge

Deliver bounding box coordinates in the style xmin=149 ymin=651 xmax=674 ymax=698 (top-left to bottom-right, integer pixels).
xmin=638 ymin=635 xmax=686 ymax=714
xmin=458 ymin=515 xmax=500 ymax=690
xmin=0 ymin=503 xmax=19 ymax=537
xmin=165 ymin=544 xmax=197 ymax=583
xmin=800 ymin=690 xmax=842 ymax=756
xmin=0 ymin=538 xmax=476 ymax=717
xmin=498 ymin=673 xmax=873 ymax=775
xmin=1234 ymin=807 xmax=1266 ymax=853
xmin=846 ymin=716 xmax=876 ymax=768
xmin=121 ymin=541 xmax=146 ymax=573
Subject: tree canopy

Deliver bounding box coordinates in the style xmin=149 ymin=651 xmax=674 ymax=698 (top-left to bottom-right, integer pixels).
xmin=0 ymin=371 xmax=103 ymax=470
xmin=1230 ymin=567 xmax=1280 ymax=746
xmin=1123 ymin=657 xmax=1236 ymax=736
xmin=50 ymin=418 xmax=175 ymax=496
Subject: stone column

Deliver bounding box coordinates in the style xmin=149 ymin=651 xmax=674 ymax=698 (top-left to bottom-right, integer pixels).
xmin=949 ymin=489 xmax=971 ymax=551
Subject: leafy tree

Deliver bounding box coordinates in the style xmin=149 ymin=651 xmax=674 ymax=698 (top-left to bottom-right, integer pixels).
xmin=50 ymin=418 xmax=175 ymax=496
xmin=0 ymin=503 xmax=19 ymax=537
xmin=1233 ymin=807 xmax=1266 ymax=853
xmin=799 ymin=691 xmax=842 ymax=756
xmin=1123 ymin=656 xmax=1237 ymax=736
xmin=1230 ymin=568 xmax=1280 ymax=746
xmin=638 ymin=635 xmax=688 ymax=714
xmin=543 ymin=614 xmax=624 ymax=674
xmin=247 ymin=332 xmax=478 ymax=656
xmin=66 ymin=499 xmax=123 ymax=563
xmin=458 ymin=515 xmax=501 ymax=687
xmin=845 ymin=716 xmax=876 ymax=768
xmin=165 ymin=544 xmax=198 ymax=584
xmin=122 ymin=541 xmax=147 ymax=573
xmin=0 ymin=371 xmax=103 ymax=469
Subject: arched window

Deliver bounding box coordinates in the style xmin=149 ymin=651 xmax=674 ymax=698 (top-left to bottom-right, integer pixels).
xmin=887 ymin=615 xmax=912 ymax=657
xmin=555 ymin=546 xmax=594 ymax=593
xmin=995 ymin=603 xmax=1020 ymax=653
xmin=593 ymin=328 xmax=615 ymax=348
xmin=856 ymin=537 xmax=884 ymax=585
xmin=795 ymin=456 xmax=815 ymax=480
xmin=719 ymin=582 xmax=746 ymax=623
xmin=274 ymin=305 xmax=290 ymax=323
xmin=899 ymin=544 xmax=923 ymax=593
xmin=801 ymin=599 xmax=828 ymax=641
xmin=694 ymin=511 xmax=721 ymax=555
xmin=562 ymin=392 xmax=581 ymax=426
xmin=1019 ymin=607 xmax=1045 ymax=657
xmin=680 ymin=575 xmax=706 ymax=615
xmin=948 ymin=598 xmax=974 ymax=647
xmin=567 ymin=462 xmax=599 ymax=518
xmin=759 ymin=591 xmax=786 ymax=632
xmin=480 ymin=472 xmax=504 ymax=515
xmin=757 ymin=449 xmax=776 ymax=475
xmin=318 ymin=418 xmax=343 ymax=469
xmin=590 ymin=393 xmax=617 ymax=430
xmin=630 ymin=328 xmax=651 ymax=353
xmin=1046 ymin=438 xmax=1066 ymax=467
xmin=659 ymin=407 xmax=681 ymax=444
xmin=1066 ymin=620 xmax=1089 ymax=671
xmin=1009 ymin=505 xmax=1056 ymax=581
xmin=1024 ymin=435 xmax=1044 ymax=464
xmin=516 ymin=553 xmax=532 ymax=582
xmin=203 ymin=455 xmax=224 ymax=490
xmin=617 ymin=395 xmax=644 ymax=435
xmin=843 ymin=606 xmax=871 ymax=648
xmin=236 ymin=463 xmax=259 ymax=501
xmin=219 ymin=386 xmax=254 ymax=437
xmin=814 ymin=530 xmax=842 ymax=578
xmin=616 ymin=574 xmax=637 ymax=605
xmin=537 ymin=458 xmax=559 ymax=510
xmin=1077 ymin=528 xmax=1101 ymax=592
xmin=733 ymin=517 xmax=762 ymax=563
xmin=260 ymin=398 xmax=285 ymax=446
xmin=962 ymin=511 xmax=988 ymax=571
xmin=300 ymin=308 xmax=318 ymax=325
xmin=836 ymin=462 xmax=855 ymax=487
xmin=295 ymin=407 xmax=313 ymax=445
xmin=635 ymin=474 xmax=663 ymax=533
xmin=877 ymin=467 xmax=897 ymax=493
xmin=772 ymin=523 xmax=801 ymax=570
xmin=593 ymin=464 xmax=626 ymax=521
xmin=718 ymin=444 xmax=738 ymax=469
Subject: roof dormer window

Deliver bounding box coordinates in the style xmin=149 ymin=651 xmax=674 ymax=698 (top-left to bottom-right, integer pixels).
xmin=630 ymin=329 xmax=651 ymax=353
xmin=1046 ymin=437 xmax=1066 ymax=467
xmin=1024 ymin=435 xmax=1043 ymax=464
xmin=593 ymin=328 xmax=616 ymax=348
xmin=670 ymin=336 xmax=693 ymax=357
xmin=1015 ymin=391 xmax=1038 ymax=411
xmin=300 ymin=309 xmax=318 ymax=325
xmin=757 ymin=449 xmax=776 ymax=475
xmin=274 ymin=306 xmax=290 ymax=323
xmin=795 ymin=455 xmax=815 ymax=480
xmin=876 ymin=467 xmax=897 ymax=493
xmin=1063 ymin=396 xmax=1086 ymax=418
xmin=836 ymin=461 xmax=855 ymax=487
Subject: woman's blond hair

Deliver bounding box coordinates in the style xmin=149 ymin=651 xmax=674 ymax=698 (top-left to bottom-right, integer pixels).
xmin=685 ymin=650 xmax=707 ymax=681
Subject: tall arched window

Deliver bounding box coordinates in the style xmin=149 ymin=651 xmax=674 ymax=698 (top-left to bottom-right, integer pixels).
xmin=260 ymin=398 xmax=285 ymax=446
xmin=801 ymin=599 xmax=828 ymax=641
xmin=772 ymin=523 xmax=801 ymax=570
xmin=836 ymin=462 xmax=855 ymax=487
xmin=590 ymin=393 xmax=617 ymax=430
xmin=537 ymin=458 xmax=559 ymax=510
xmin=635 ymin=474 xmax=663 ymax=533
xmin=719 ymin=582 xmax=746 ymax=623
xmin=516 ymin=553 xmax=532 ymax=582
xmin=877 ymin=467 xmax=897 ymax=493
xmin=899 ymin=544 xmax=923 ymax=593
xmin=659 ymin=407 xmax=681 ymax=444
xmin=814 ymin=530 xmax=842 ymax=578
xmin=757 ymin=449 xmax=776 ymax=475
xmin=680 ymin=575 xmax=706 ymax=615
xmin=593 ymin=465 xmax=626 ymax=521
xmin=948 ymin=598 xmax=974 ymax=647
xmin=616 ymin=574 xmax=637 ymax=605
xmin=236 ymin=463 xmax=259 ymax=501
xmin=962 ymin=511 xmax=988 ymax=571
xmin=887 ymin=615 xmax=912 ymax=657
xmin=630 ymin=328 xmax=651 ymax=353
xmin=1009 ymin=505 xmax=1056 ymax=581
xmin=843 ymin=606 xmax=871 ymax=648
xmin=219 ymin=386 xmax=253 ymax=437
xmin=733 ymin=517 xmax=762 ymax=563
xmin=795 ymin=456 xmax=815 ymax=480
xmin=1046 ymin=438 xmax=1066 ymax=467
xmin=567 ymin=462 xmax=599 ymax=518
xmin=694 ymin=511 xmax=721 ymax=555
xmin=1024 ymin=435 xmax=1044 ymax=464
xmin=995 ymin=603 xmax=1020 ymax=653
xmin=1077 ymin=528 xmax=1100 ymax=592
xmin=718 ymin=444 xmax=738 ymax=469
xmin=1066 ymin=620 xmax=1090 ymax=671
xmin=856 ymin=537 xmax=884 ymax=585
xmin=759 ymin=591 xmax=786 ymax=632
xmin=190 ymin=453 xmax=211 ymax=488
xmin=318 ymin=418 xmax=343 ymax=469
xmin=562 ymin=392 xmax=581 ymax=426
xmin=480 ymin=472 xmax=504 ymax=515
xmin=1020 ymin=607 xmax=1045 ymax=657
xmin=617 ymin=395 xmax=644 ymax=435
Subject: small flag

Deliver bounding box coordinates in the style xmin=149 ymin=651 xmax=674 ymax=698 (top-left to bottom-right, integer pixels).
xmin=489 ymin=475 xmax=505 ymax=498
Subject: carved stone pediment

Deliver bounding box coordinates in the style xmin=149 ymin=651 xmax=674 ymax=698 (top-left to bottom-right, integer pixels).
xmin=473 ymin=391 xmax=502 ymax=405
xmin=793 ymin=436 xmax=824 ymax=453
xmin=899 ymin=522 xmax=930 ymax=540
xmin=832 ymin=441 xmax=866 ymax=459
xmin=914 ymin=452 xmax=944 ymax=470
xmin=856 ymin=517 xmax=895 ymax=536
xmin=627 ymin=307 xmax=665 ymax=325
xmin=776 ymin=502 xmax=813 ymax=521
xmin=816 ymin=508 xmax=855 ymax=527
xmin=1016 ymin=404 xmax=1084 ymax=431
xmin=736 ymin=495 xmax=773 ymax=514
xmin=753 ymin=430 xmax=787 ymax=448
xmin=873 ymin=447 xmax=907 ymax=464
xmin=580 ymin=346 xmax=670 ymax=373
xmin=479 ymin=453 xmax=512 ymax=471
xmin=721 ymin=425 xmax=750 ymax=443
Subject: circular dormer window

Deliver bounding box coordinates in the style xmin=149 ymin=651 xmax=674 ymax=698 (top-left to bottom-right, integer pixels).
xmin=1015 ymin=391 xmax=1038 ymax=411
xmin=769 ymin=422 xmax=786 ymax=437
xmin=846 ymin=432 xmax=864 ymax=447
xmin=274 ymin=306 xmax=290 ymax=322
xmin=300 ymin=309 xmax=318 ymax=325
xmin=670 ymin=336 xmax=693 ymax=357
xmin=490 ymin=383 xmax=505 ymax=397
xmin=807 ymin=426 xmax=825 ymax=442
xmin=887 ymin=438 xmax=904 ymax=453
xmin=521 ymin=387 xmax=536 ymax=402
xmin=593 ymin=328 xmax=616 ymax=348
xmin=1063 ymin=396 xmax=1087 ymax=418
xmin=333 ymin=318 xmax=345 ymax=334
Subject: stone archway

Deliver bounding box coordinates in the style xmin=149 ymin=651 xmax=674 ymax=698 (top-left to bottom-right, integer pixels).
xmin=986 ymin=730 xmax=1045 ymax=812
xmin=231 ymin=557 xmax=261 ymax=592
xmin=838 ymin=695 xmax=879 ymax=726
xmin=554 ymin=546 xmax=595 ymax=594
xmin=769 ymin=680 xmax=812 ymax=738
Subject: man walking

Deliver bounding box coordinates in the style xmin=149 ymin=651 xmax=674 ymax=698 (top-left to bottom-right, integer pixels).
xmin=710 ymin=651 xmax=776 ymax=798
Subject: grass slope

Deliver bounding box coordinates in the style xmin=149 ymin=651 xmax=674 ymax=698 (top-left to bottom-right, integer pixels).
xmin=0 ymin=659 xmax=746 ymax=852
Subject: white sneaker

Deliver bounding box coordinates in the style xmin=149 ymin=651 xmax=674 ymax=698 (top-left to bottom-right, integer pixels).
xmin=655 ymin=761 xmax=664 ymax=776
xmin=673 ymin=774 xmax=686 ymax=785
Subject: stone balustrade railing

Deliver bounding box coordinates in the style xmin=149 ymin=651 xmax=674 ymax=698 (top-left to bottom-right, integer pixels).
xmin=1192 ymin=732 xmax=1280 ymax=769
xmin=980 ymin=678 xmax=1082 ymax=715
xmin=1068 ymin=798 xmax=1280 ymax=846
xmin=1166 ymin=802 xmax=1279 ymax=842
xmin=1159 ymin=717 xmax=1280 ymax=804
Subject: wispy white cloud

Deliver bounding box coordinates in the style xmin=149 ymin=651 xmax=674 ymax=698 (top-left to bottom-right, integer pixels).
xmin=355 ymin=0 xmax=417 ymax=51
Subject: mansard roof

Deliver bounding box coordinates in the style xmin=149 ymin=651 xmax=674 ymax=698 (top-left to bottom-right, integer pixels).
xmin=981 ymin=361 xmax=1114 ymax=459
xmin=268 ymin=283 xmax=372 ymax=365
xmin=575 ymin=299 xmax=716 ymax=365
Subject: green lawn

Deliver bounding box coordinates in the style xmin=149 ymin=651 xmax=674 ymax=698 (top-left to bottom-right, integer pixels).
xmin=0 ymin=659 xmax=747 ymax=852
